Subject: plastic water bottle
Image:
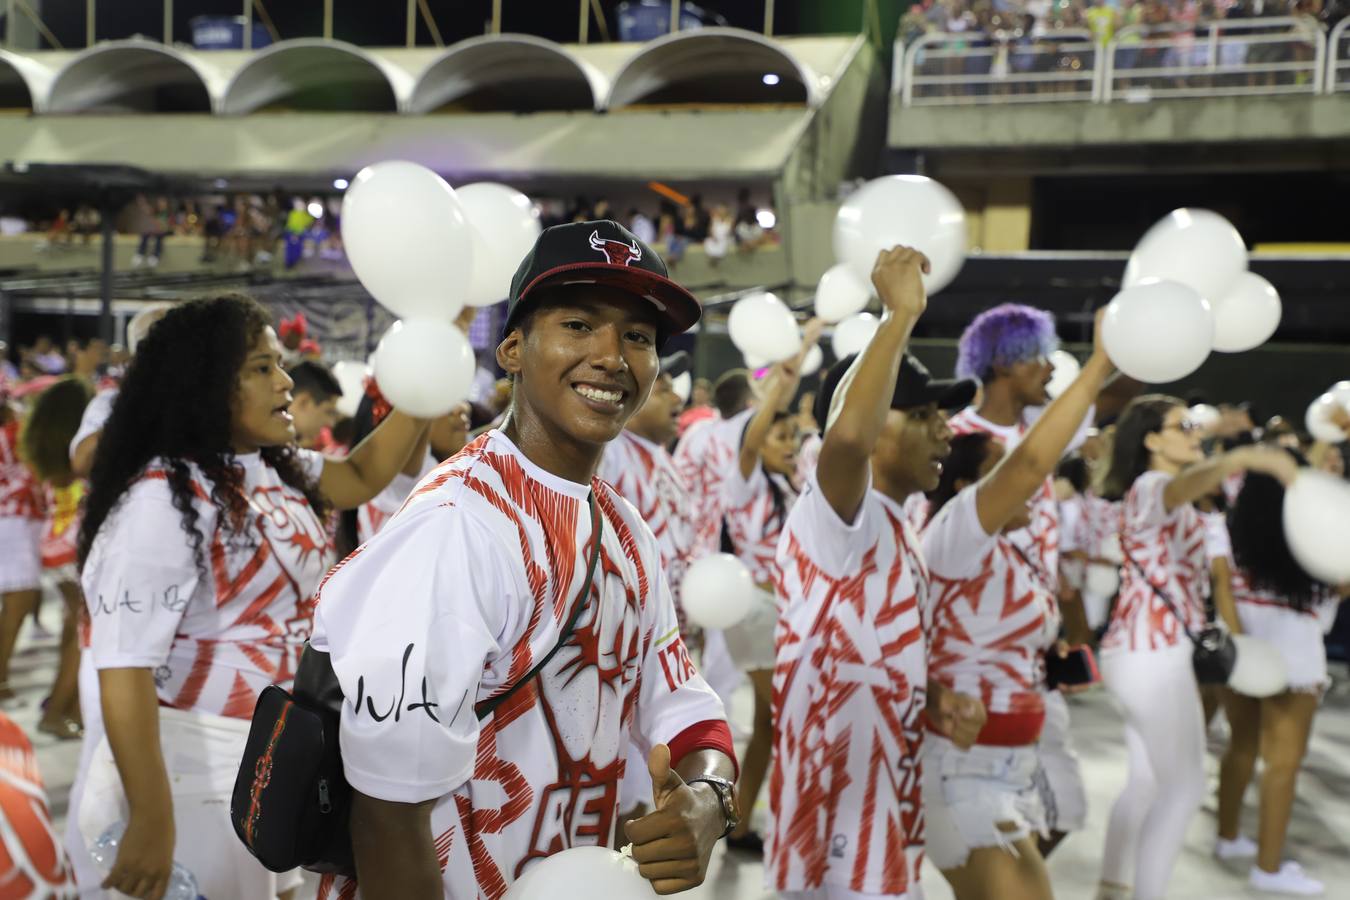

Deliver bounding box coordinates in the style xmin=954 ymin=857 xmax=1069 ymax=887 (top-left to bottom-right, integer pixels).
xmin=88 ymin=822 xmax=204 ymax=900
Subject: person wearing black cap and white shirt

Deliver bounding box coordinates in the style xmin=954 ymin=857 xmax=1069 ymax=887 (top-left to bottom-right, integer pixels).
xmin=310 ymin=221 xmax=738 ymax=899
xmin=769 ymin=246 xmax=986 ymax=900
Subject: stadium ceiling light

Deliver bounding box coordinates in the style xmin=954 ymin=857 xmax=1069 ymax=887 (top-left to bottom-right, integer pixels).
xmin=762 ymin=73 xmax=780 ymax=86
xmin=333 ymin=177 xmax=350 ymax=190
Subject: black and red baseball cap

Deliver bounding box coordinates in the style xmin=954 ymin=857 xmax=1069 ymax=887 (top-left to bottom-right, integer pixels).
xmin=814 ymin=352 xmax=977 ymax=428
xmin=504 ymin=219 xmax=702 ymax=342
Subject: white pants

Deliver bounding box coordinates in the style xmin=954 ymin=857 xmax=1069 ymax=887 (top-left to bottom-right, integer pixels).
xmin=1099 ymin=643 xmax=1206 ymax=900
xmin=67 ymin=652 xmax=106 ymax=896
xmin=78 ymin=705 xmax=302 ymax=899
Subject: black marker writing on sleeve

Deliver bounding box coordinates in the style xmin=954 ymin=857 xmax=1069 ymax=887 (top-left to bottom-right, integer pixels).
xmin=92 ymin=590 xmax=148 ymax=616
xmin=352 ymin=643 xmax=443 ymax=724
xmin=161 ymin=584 xmax=189 ymax=613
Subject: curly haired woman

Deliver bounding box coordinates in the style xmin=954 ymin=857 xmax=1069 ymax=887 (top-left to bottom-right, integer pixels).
xmin=72 ymin=294 xmax=427 ymax=899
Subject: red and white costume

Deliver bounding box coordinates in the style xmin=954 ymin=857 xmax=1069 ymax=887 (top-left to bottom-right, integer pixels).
xmin=673 ymin=408 xmax=753 ymax=559
xmin=77 ymin=450 xmax=329 ymax=899
xmin=722 ymin=462 xmax=797 ymax=671
xmin=0 ymin=418 xmax=45 ymax=593
xmin=1100 ymin=470 xmax=1207 ymax=654
xmin=356 ymin=452 xmax=437 ymax=546
xmin=599 ymin=430 xmax=694 ymax=601
xmin=0 ymin=712 xmax=77 ymax=897
xmin=312 ymin=431 xmax=731 ymax=900
xmin=1232 ymin=569 xmax=1340 ymax=694
xmin=769 ymin=473 xmax=930 ymax=898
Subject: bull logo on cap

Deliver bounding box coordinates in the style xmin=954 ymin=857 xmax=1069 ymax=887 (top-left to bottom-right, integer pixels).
xmin=589 ymin=230 xmax=642 ymax=267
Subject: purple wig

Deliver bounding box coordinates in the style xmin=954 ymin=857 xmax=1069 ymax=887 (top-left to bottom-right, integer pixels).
xmin=956 ymin=303 xmax=1059 ymax=382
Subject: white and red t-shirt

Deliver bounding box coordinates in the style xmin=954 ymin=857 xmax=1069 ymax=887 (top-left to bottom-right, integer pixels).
xmin=673 ymin=408 xmax=754 ymax=559
xmin=1100 ymin=471 xmax=1207 ymax=653
xmin=923 ymin=487 xmax=1059 ymax=744
xmin=39 ymin=481 xmax=84 ymax=570
xmin=1082 ymin=492 xmax=1122 ymax=564
xmin=947 ymin=407 xmax=1077 ymax=591
xmin=0 ymin=419 xmax=44 ymax=522
xmin=795 ymin=430 xmax=821 ymax=485
xmin=82 ymin=450 xmax=332 ymax=717
xmin=1201 ymin=509 xmax=1232 ymax=564
xmin=769 ymin=473 xmax=930 ymax=897
xmin=310 ymin=431 xmax=730 ymax=900
xmin=598 ymin=430 xmax=693 ymax=597
xmin=1058 ymin=492 xmax=1089 ymax=591
xmin=0 ymin=711 xmax=76 ymax=896
xmin=67 ymin=387 xmax=117 ymax=461
xmin=723 ymin=462 xmax=797 ymax=589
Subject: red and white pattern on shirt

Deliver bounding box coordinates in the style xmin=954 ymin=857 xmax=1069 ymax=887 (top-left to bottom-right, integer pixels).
xmin=138 ymin=465 xmax=329 ymax=717
xmin=600 ymin=431 xmax=693 ymax=593
xmin=673 ymin=409 xmax=753 ymax=559
xmin=948 ymin=408 xmax=1061 ymax=591
xmin=769 ymin=491 xmax=929 ymax=897
xmin=1230 ymin=567 xmax=1336 ymax=618
xmin=322 ymin=434 xmax=717 ymax=900
xmin=0 ymin=420 xmax=44 ymax=521
xmin=39 ymin=481 xmax=83 ymax=570
xmin=0 ymin=712 xmax=77 ymax=897
xmin=927 ymin=539 xmax=1059 ymax=719
xmin=724 ymin=467 xmax=797 ymax=589
xmin=1100 ymin=471 xmax=1207 ymax=653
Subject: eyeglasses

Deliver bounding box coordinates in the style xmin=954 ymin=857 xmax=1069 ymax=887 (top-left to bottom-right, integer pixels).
xmin=1162 ymin=420 xmax=1203 ymax=435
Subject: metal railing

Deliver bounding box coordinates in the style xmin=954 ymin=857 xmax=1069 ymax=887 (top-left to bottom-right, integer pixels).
xmin=897 ymin=15 xmax=1343 ymax=105
xmin=901 ymin=28 xmax=1099 ymax=105
xmin=1331 ymin=17 xmax=1350 ymax=92
xmin=1103 ymin=17 xmax=1324 ymax=101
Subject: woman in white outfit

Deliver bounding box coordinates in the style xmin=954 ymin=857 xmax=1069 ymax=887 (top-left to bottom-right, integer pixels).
xmin=75 ymin=294 xmax=426 ymax=900
xmin=1215 ymin=456 xmax=1346 ymax=896
xmin=1094 ymin=395 xmax=1296 ymax=900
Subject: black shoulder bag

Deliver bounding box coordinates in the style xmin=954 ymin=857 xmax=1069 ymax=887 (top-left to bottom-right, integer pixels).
xmin=231 ymin=495 xmax=603 ymax=877
xmin=1124 ymin=552 xmax=1235 ymax=685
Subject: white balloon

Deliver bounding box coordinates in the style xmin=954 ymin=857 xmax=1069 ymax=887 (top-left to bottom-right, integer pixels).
xmin=1305 ymin=392 xmax=1348 ymax=445
xmin=1123 ymin=208 xmax=1247 ymax=304
xmin=680 ymin=554 xmax=756 ymax=630
xmin=831 ymin=312 xmax=880 ymax=359
xmin=814 ymin=264 xmax=872 ymax=324
xmin=1188 ymin=403 xmax=1222 ymax=432
xmin=1227 ymin=634 xmax=1288 ymax=698
xmin=801 ymin=344 xmax=824 ymax=377
xmin=341 ymin=161 xmax=474 ymax=320
xmin=330 ymin=359 xmax=370 ymax=419
xmin=1045 ymin=350 xmax=1081 ymax=399
xmin=1211 ymin=271 xmax=1281 ymax=353
xmin=1101 ymin=279 xmax=1214 ymax=383
xmin=505 ymin=846 xmax=655 ymax=900
xmin=456 ymin=183 xmax=541 ymax=308
xmin=834 ymin=175 xmax=967 ymax=296
xmin=371 ymin=318 xmax=476 ymax=418
xmin=1330 ymin=380 xmax=1350 ymax=407
xmin=671 ymin=371 xmax=692 ymax=404
xmin=744 ymin=353 xmax=770 ymax=370
xmin=728 ymin=293 xmax=800 ymax=363
xmin=1282 ymin=469 xmax=1350 ymax=584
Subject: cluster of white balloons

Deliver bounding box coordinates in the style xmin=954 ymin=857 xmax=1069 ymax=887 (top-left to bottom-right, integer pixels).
xmin=341 ymin=161 xmax=541 ymax=417
xmin=1283 ymin=469 xmax=1350 ymax=585
xmin=1105 ymin=208 xmax=1281 ymax=384
xmin=813 ymin=175 xmax=968 ymax=362
xmin=1305 ymin=381 xmax=1350 ymax=444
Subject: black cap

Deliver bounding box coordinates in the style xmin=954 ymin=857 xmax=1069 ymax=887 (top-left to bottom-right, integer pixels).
xmin=814 ymin=352 xmax=977 ymax=428
xmin=504 ymin=219 xmax=701 ymax=341
xmin=660 ymin=350 xmax=691 ymax=378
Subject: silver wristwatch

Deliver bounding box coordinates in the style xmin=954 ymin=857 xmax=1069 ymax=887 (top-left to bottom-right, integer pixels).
xmin=687 ymin=775 xmax=740 ymax=839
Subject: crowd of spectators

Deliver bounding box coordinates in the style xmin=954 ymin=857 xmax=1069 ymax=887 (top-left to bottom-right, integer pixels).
xmin=900 ymin=0 xmax=1348 ymax=97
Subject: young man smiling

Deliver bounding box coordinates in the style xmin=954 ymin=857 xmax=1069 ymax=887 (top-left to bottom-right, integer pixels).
xmin=311 ymin=221 xmax=737 ymax=899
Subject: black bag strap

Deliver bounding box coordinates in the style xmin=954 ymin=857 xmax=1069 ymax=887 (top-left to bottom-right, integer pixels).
xmin=1122 ymin=550 xmax=1203 ymax=646
xmin=474 ymin=492 xmax=603 ymax=721
xmin=1004 ymin=537 xmax=1055 ymax=597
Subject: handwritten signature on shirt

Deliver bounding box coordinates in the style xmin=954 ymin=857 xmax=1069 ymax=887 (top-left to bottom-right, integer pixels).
xmin=352 ymin=642 xmax=465 ymax=726
xmin=91 ymin=584 xmax=191 ymax=616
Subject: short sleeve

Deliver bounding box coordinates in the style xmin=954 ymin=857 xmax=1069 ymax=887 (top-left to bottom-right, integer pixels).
xmin=1202 ymin=511 xmax=1232 ymax=563
xmin=68 ymin=390 xmax=116 ymax=460
xmin=777 ymin=469 xmax=873 ymax=580
xmin=312 ymin=506 xmax=519 ymax=804
xmin=295 ymin=448 xmax=326 ymax=484
xmin=632 ymin=558 xmax=728 ymax=761
xmin=921 ymin=486 xmax=995 ymax=580
xmin=366 ymin=470 xmax=419 ymax=517
xmin=82 ymin=478 xmax=203 ymax=670
xmin=1125 ymin=470 xmax=1171 ymax=533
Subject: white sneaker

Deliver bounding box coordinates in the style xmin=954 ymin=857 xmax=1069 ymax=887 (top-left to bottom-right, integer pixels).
xmin=1250 ymin=862 xmax=1325 ymax=896
xmin=130 ymin=253 xmax=145 ymax=268
xmin=147 ymin=255 xmax=159 ymax=268
xmin=1215 ymin=834 xmax=1258 ymax=860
